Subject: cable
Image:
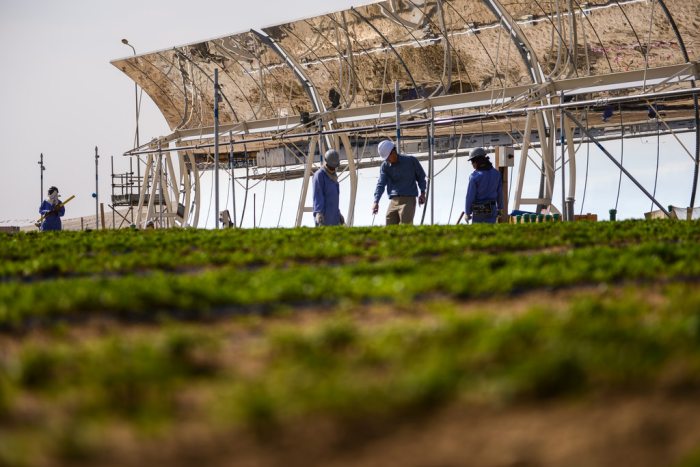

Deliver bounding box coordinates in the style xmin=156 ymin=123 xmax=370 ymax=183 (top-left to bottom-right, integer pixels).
xmin=615 ymin=104 xmax=624 ymax=211
xmin=650 ymin=114 xmax=661 ymax=212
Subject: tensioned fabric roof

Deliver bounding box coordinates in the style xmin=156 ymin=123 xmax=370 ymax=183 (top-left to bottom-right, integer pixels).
xmin=111 ymin=0 xmax=699 ymax=137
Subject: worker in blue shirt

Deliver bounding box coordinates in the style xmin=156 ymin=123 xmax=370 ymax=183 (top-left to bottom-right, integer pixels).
xmin=39 ymin=186 xmax=65 ymax=231
xmin=372 ymin=139 xmax=427 ymax=225
xmin=313 ymin=149 xmax=344 ymax=226
xmin=464 ymin=148 xmax=503 ymax=224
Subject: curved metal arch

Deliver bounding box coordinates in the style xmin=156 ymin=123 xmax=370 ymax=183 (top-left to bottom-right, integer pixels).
xmin=252 ymin=29 xmax=326 ymax=115
xmin=228 ymin=32 xmax=313 ymax=121
xmin=482 ymin=0 xmax=546 ymax=85
xmin=656 ymin=0 xmax=699 ymax=207
xmin=279 ymin=22 xmax=350 ymax=108
xmin=483 ymin=0 xmax=557 ymax=213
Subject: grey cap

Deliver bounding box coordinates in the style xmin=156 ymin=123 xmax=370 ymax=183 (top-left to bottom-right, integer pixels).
xmin=324 ymin=149 xmax=340 ymax=168
xmin=467 ymin=147 xmax=488 ymax=161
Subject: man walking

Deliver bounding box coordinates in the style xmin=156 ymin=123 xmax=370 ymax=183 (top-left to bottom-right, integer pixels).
xmin=313 ymin=149 xmax=345 ymax=226
xmin=463 ymin=147 xmax=503 ymax=224
xmin=372 ymin=139 xmax=427 ymax=225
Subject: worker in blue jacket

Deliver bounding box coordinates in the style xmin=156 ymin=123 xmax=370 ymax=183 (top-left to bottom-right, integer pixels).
xmin=464 ymin=148 xmax=503 ymax=224
xmin=39 ymin=186 xmax=65 ymax=231
xmin=313 ymin=149 xmax=344 ymax=226
xmin=372 ymin=139 xmax=427 ymax=225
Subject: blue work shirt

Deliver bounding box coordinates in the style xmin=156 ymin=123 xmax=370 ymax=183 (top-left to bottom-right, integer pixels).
xmin=465 ymin=167 xmax=503 ymax=223
xmin=313 ymin=168 xmax=342 ymax=225
xmin=373 ymin=154 xmax=427 ymax=203
xmin=39 ymin=200 xmax=65 ymax=231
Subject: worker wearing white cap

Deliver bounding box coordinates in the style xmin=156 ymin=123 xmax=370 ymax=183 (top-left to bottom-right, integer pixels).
xmin=372 ymin=139 xmax=427 ymax=225
xmin=312 ymin=149 xmax=344 ymax=226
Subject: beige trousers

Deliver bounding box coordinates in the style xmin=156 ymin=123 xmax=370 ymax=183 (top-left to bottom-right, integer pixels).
xmin=386 ymin=196 xmax=417 ymax=225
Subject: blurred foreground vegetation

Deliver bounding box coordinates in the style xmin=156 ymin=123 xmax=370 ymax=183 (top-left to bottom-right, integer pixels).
xmin=1 ymin=221 xmax=700 ymax=466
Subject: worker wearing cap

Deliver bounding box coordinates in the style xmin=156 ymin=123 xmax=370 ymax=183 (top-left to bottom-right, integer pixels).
xmin=39 ymin=186 xmax=65 ymax=231
xmin=372 ymin=139 xmax=427 ymax=225
xmin=464 ymin=148 xmax=503 ymax=224
xmin=313 ymin=149 xmax=345 ymax=226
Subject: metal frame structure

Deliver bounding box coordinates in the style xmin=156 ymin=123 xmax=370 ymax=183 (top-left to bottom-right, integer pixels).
xmin=112 ymin=0 xmax=700 ymax=228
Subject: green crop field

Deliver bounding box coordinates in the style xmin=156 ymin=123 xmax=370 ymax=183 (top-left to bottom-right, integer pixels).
xmin=2 ymin=221 xmax=700 ymax=466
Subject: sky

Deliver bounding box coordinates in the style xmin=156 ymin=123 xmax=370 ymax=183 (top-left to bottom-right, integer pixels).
xmin=0 ymin=0 xmax=697 ymax=228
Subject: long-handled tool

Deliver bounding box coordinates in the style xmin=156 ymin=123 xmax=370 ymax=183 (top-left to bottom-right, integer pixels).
xmin=456 ymin=211 xmax=465 ymax=224
xmin=35 ymin=195 xmax=75 ymax=228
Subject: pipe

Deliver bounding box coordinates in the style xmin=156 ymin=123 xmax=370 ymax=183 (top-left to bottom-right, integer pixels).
xmin=214 ymin=69 xmax=220 ymax=230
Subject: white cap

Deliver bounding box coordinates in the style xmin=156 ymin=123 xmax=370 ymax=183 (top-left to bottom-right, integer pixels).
xmin=378 ymin=139 xmax=395 ymax=160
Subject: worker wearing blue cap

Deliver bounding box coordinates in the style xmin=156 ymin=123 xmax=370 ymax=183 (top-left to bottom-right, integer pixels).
xmin=372 ymin=139 xmax=427 ymax=225
xmin=463 ymin=148 xmax=503 ymax=224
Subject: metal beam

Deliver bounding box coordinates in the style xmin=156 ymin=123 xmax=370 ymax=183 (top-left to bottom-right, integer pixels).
xmin=128 ymin=62 xmax=699 ymax=154
xmin=125 ymin=86 xmax=700 ymax=157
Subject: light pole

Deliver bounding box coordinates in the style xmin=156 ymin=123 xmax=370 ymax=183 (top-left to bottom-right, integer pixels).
xmin=38 ymin=153 xmax=45 ymax=205
xmin=95 ymin=146 xmax=100 ymax=230
xmin=121 ymin=38 xmax=141 ymax=208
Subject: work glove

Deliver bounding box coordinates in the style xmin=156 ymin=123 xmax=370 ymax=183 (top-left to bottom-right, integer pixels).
xmin=315 ymin=212 xmax=325 ymax=226
xmin=372 ymin=202 xmax=379 ymax=215
xmin=339 ymin=214 xmax=345 ymax=225
xmin=418 ymin=193 xmax=426 ymax=205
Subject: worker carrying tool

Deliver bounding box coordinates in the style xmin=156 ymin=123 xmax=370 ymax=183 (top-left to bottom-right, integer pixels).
xmin=371 ymin=139 xmax=427 ymax=225
xmin=313 ymin=149 xmax=345 ymax=226
xmin=38 ymin=186 xmax=67 ymax=231
xmin=463 ymin=148 xmax=503 ymax=224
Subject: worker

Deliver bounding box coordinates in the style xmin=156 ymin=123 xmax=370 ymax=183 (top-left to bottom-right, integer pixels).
xmin=371 ymin=139 xmax=427 ymax=225
xmin=313 ymin=149 xmax=345 ymax=226
xmin=463 ymin=148 xmax=503 ymax=224
xmin=39 ymin=186 xmax=65 ymax=231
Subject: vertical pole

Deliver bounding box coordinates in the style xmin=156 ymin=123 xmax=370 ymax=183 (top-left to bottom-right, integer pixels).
xmin=560 ymin=92 xmax=567 ymax=220
xmin=111 ymin=155 xmax=116 ymax=229
xmin=229 ymin=130 xmax=237 ymax=227
xmin=158 ymin=143 xmax=164 ymax=228
xmin=394 ymin=81 xmax=401 ymax=151
xmin=95 ymin=146 xmax=99 ymax=230
xmin=253 ymin=193 xmax=257 ymax=228
xmin=214 ymin=69 xmax=220 ymax=229
xmin=318 ymin=119 xmax=324 ymax=156
xmin=129 ymin=156 xmax=134 ymax=224
xmin=38 ymin=153 xmax=44 ymax=206
xmin=429 ymin=107 xmax=435 ymax=225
